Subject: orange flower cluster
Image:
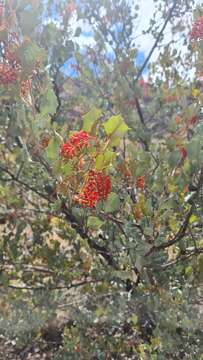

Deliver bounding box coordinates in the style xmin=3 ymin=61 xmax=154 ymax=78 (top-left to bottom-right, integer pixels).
xmin=60 ymin=131 xmax=94 ymax=160
xmin=190 ymin=16 xmax=203 ymax=40
xmin=75 ymin=170 xmax=111 ymax=208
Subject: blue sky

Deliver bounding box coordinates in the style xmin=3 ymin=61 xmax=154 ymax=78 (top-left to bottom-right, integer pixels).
xmin=62 ymin=11 xmax=148 ymax=78
xmin=60 ymin=0 xmax=201 ymax=79
xmin=62 ymin=48 xmax=147 ymax=78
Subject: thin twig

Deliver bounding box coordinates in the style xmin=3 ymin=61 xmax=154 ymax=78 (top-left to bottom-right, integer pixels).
xmin=145 ymin=166 xmax=203 ymax=256
xmin=134 ymin=0 xmax=178 ymax=82
xmin=1 ymin=279 xmax=100 ymax=292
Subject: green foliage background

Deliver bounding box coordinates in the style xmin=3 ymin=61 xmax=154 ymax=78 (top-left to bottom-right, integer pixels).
xmin=0 ymin=0 xmax=202 ymax=359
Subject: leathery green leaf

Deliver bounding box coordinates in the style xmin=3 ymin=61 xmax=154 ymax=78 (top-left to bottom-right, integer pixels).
xmin=46 ymin=136 xmax=60 ymax=161
xmin=104 ymin=192 xmax=120 ymax=213
xmin=40 ymin=88 xmax=58 ymax=116
xmin=95 ymin=150 xmax=116 ymax=170
xmin=103 ymin=114 xmax=129 ymax=137
xmin=87 ymin=216 xmax=104 ymax=230
xmin=82 ymin=107 xmax=102 ymax=133
xmin=61 ymin=162 xmax=73 ymax=176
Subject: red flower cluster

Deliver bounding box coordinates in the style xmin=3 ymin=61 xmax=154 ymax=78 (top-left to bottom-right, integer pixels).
xmin=0 ymin=64 xmax=17 ymax=85
xmin=60 ymin=142 xmax=77 ymax=159
xmin=75 ymin=170 xmax=111 ymax=208
xmin=189 ymin=16 xmax=203 ymax=40
xmin=136 ymin=176 xmax=145 ymax=190
xmin=5 ymin=47 xmax=20 ymax=68
xmin=70 ymin=131 xmax=92 ymax=149
xmin=60 ymin=131 xmax=93 ymax=160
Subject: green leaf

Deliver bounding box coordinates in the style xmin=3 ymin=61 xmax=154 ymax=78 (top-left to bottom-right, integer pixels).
xmin=189 ymin=214 xmax=198 ymax=224
xmin=136 ymin=241 xmax=152 ymax=256
xmin=40 ymin=89 xmax=58 ymax=116
xmin=0 ymin=273 xmax=9 ymax=287
xmin=168 ymin=216 xmax=178 ymax=232
xmin=185 ymin=266 xmax=193 ymax=276
xmin=131 ymin=315 xmax=138 ymax=326
xmin=104 ymin=192 xmax=120 ymax=213
xmin=103 ymin=114 xmax=129 ymax=137
xmin=82 ymin=107 xmax=102 ymax=133
xmin=19 ymin=41 xmax=46 ymax=68
xmin=168 ymin=150 xmax=180 ymax=168
xmin=41 ymin=23 xmax=60 ymax=46
xmin=95 ymin=150 xmax=116 ymax=170
xmin=46 ymin=137 xmax=60 ymax=161
xmin=61 ymin=162 xmax=73 ymax=176
xmin=95 ymin=307 xmax=106 ymax=317
xmin=87 ymin=216 xmax=104 ymax=230
xmin=188 ymin=138 xmax=201 ymax=162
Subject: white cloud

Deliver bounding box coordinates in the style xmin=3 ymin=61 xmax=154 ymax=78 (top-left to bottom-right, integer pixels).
xmin=66 ymin=0 xmax=202 ymax=80
xmin=135 ymin=0 xmax=201 ymax=58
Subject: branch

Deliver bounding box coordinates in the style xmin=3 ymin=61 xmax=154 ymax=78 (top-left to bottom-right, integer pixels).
xmin=145 ymin=166 xmax=203 ymax=256
xmin=0 ymin=165 xmax=49 ymax=201
xmin=2 ymin=263 xmax=54 ymax=275
xmin=1 ymin=279 xmax=100 ymax=291
xmin=0 ymin=164 xmax=115 ymax=266
xmin=91 ymin=10 xmax=147 ymax=128
xmin=51 ymin=71 xmax=62 ymax=122
xmin=134 ymin=97 xmax=146 ymax=127
xmin=61 ymin=204 xmax=116 ymax=266
xmin=160 ymin=247 xmax=203 ymax=270
xmin=135 ymin=0 xmax=178 ymax=82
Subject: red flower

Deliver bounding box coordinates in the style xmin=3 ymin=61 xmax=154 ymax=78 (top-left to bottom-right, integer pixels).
xmin=188 ymin=115 xmax=198 ymax=126
xmin=179 ymin=147 xmax=187 ymax=159
xmin=190 ymin=16 xmax=203 ymax=40
xmin=136 ymin=176 xmax=145 ymax=190
xmin=5 ymin=48 xmax=20 ymax=67
xmin=0 ymin=64 xmax=17 ymax=85
xmin=60 ymin=142 xmax=77 ymax=159
xmin=60 ymin=131 xmax=93 ymax=160
xmin=75 ymin=170 xmax=111 ymax=208
xmin=69 ymin=131 xmax=92 ymax=149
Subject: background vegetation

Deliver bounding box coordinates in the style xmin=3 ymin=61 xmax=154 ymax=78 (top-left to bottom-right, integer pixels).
xmin=0 ymin=0 xmax=202 ymax=359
